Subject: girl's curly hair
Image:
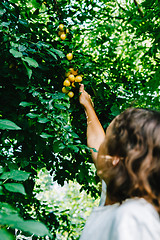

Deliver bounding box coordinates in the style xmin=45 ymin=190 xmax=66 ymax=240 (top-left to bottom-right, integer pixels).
xmin=104 ymin=108 xmax=160 ymax=214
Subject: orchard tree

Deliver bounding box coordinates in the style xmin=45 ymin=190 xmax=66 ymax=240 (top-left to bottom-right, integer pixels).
xmin=0 ymin=0 xmax=160 ymax=239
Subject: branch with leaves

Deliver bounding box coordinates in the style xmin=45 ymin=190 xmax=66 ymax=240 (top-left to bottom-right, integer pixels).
xmin=133 ymin=0 xmax=144 ymax=17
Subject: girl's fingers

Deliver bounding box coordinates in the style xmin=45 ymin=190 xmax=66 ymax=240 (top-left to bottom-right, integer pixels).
xmin=79 ymin=84 xmax=84 ymax=93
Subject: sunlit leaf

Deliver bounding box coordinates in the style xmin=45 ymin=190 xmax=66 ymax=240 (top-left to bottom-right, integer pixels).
xmin=40 ymin=132 xmax=53 ymax=138
xmin=17 ymin=220 xmax=51 ymax=237
xmin=0 ymin=9 xmax=6 ymax=16
xmin=4 ymin=183 xmax=26 ymax=195
xmin=0 ymin=170 xmax=30 ymax=181
xmin=38 ymin=117 xmax=49 ymax=123
xmin=0 ymin=119 xmax=21 ymax=130
xmin=20 ymin=101 xmax=33 ymax=107
xmin=22 ymin=57 xmax=39 ymax=68
xmin=9 ymin=49 xmax=23 ymax=58
xmin=26 ymin=113 xmax=39 ymax=118
xmin=0 ymin=166 xmax=3 ymax=174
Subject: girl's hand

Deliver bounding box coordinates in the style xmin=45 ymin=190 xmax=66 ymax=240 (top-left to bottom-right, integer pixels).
xmin=79 ymin=84 xmax=94 ymax=109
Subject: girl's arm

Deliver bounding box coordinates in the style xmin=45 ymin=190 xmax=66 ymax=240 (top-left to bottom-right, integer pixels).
xmin=79 ymin=84 xmax=105 ymax=165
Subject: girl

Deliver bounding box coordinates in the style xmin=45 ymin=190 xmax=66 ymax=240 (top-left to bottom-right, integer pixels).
xmin=79 ymin=84 xmax=160 ymax=240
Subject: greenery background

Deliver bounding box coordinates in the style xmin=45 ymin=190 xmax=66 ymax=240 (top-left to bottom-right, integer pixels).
xmin=0 ymin=0 xmax=160 ymax=239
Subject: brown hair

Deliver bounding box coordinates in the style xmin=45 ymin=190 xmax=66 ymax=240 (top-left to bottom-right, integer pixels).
xmin=104 ymin=108 xmax=160 ymax=213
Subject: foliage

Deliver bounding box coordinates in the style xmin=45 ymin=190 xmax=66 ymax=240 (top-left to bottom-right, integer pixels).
xmin=0 ymin=0 xmax=160 ymax=239
xmin=34 ymin=168 xmax=99 ymax=240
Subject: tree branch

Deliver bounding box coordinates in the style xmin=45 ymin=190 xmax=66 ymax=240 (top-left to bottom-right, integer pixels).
xmin=133 ymin=0 xmax=144 ymax=17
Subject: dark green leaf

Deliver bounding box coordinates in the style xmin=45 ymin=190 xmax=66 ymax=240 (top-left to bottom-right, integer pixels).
xmin=4 ymin=183 xmax=26 ymax=195
xmin=26 ymin=113 xmax=39 ymax=118
xmin=50 ymin=48 xmax=65 ymax=58
xmin=38 ymin=117 xmax=50 ymax=123
xmin=0 ymin=119 xmax=21 ymax=130
xmin=22 ymin=57 xmax=39 ymax=68
xmin=72 ymin=132 xmax=79 ymax=138
xmin=53 ymin=140 xmax=62 ymax=153
xmin=110 ymin=105 xmax=120 ymax=116
xmin=0 ymin=166 xmax=3 ymax=174
xmin=31 ymin=0 xmax=41 ymax=8
xmin=0 ymin=170 xmax=30 ymax=181
xmin=52 ymin=92 xmax=66 ymax=100
xmin=69 ymin=145 xmax=79 ymax=153
xmin=0 ymin=9 xmax=6 ymax=16
xmin=0 ymin=203 xmax=50 ymax=236
xmin=18 ymin=45 xmax=27 ymax=52
xmin=19 ymin=102 xmax=33 ymax=107
xmin=17 ymin=220 xmax=51 ymax=237
xmin=0 ymin=186 xmax=4 ymax=195
xmin=10 ymin=0 xmax=19 ymax=2
xmin=0 ymin=229 xmax=14 ymax=240
xmin=40 ymin=132 xmax=53 ymax=138
xmin=46 ymin=50 xmax=58 ymax=60
xmin=23 ymin=61 xmax=33 ymax=79
xmin=54 ymin=103 xmax=66 ymax=110
xmin=0 ymin=202 xmax=16 ymax=214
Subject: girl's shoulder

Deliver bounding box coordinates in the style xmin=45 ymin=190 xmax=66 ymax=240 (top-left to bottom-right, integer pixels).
xmin=80 ymin=198 xmax=160 ymax=240
xmin=117 ymin=198 xmax=159 ymax=220
xmin=114 ymin=198 xmax=160 ymax=235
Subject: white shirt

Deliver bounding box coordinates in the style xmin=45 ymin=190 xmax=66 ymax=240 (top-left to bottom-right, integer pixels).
xmin=80 ymin=183 xmax=160 ymax=240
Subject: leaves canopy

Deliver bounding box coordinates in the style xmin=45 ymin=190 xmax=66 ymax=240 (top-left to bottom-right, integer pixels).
xmin=0 ymin=0 xmax=160 ymax=239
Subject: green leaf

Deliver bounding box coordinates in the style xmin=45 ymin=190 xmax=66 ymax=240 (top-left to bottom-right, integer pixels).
xmin=9 ymin=49 xmax=23 ymax=58
xmin=0 ymin=170 xmax=30 ymax=181
xmin=0 ymin=213 xmax=22 ymax=229
xmin=10 ymin=0 xmax=19 ymax=2
xmin=72 ymin=132 xmax=79 ymax=138
xmin=58 ymin=143 xmax=65 ymax=150
xmin=0 ymin=9 xmax=6 ymax=16
xmin=23 ymin=61 xmax=32 ymax=79
xmin=54 ymin=103 xmax=66 ymax=110
xmin=0 ymin=186 xmax=4 ymax=195
xmin=40 ymin=133 xmax=53 ymax=138
xmin=19 ymin=19 xmax=28 ymax=26
xmin=0 ymin=119 xmax=21 ymax=130
xmin=0 ymin=214 xmax=50 ymax=237
xmin=38 ymin=117 xmax=50 ymax=123
xmin=91 ymin=147 xmax=98 ymax=153
xmin=46 ymin=50 xmax=58 ymax=60
xmin=0 ymin=202 xmax=50 ymax=237
xmin=110 ymin=105 xmax=120 ymax=116
xmin=0 ymin=166 xmax=3 ymax=174
xmin=53 ymin=140 xmax=63 ymax=153
xmin=52 ymin=92 xmax=66 ymax=100
xmin=31 ymin=0 xmax=41 ymax=8
xmin=19 ymin=101 xmax=33 ymax=107
xmin=26 ymin=113 xmax=39 ymax=118
xmin=0 ymin=202 xmax=17 ymax=214
xmin=4 ymin=183 xmax=26 ymax=195
xmin=50 ymin=48 xmax=65 ymax=58
xmin=17 ymin=220 xmax=51 ymax=237
xmin=18 ymin=45 xmax=27 ymax=52
xmin=22 ymin=57 xmax=39 ymax=68
xmin=0 ymin=229 xmax=14 ymax=240
xmin=1 ymin=22 xmax=11 ymax=28
xmin=69 ymin=145 xmax=79 ymax=153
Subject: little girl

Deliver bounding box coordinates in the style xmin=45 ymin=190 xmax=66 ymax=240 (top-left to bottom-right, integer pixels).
xmin=79 ymin=84 xmax=160 ymax=240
